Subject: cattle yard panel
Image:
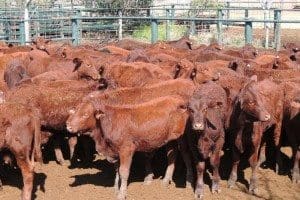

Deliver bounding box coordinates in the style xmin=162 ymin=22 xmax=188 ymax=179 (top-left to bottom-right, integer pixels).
xmin=0 ymin=7 xmax=300 ymax=50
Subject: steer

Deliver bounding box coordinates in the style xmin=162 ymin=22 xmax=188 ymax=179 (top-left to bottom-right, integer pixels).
xmin=0 ymin=102 xmax=42 ymax=200
xmin=66 ymin=96 xmax=189 ymax=200
xmin=5 ymin=80 xmax=99 ymax=165
xmin=68 ymin=79 xmax=196 ymax=185
xmin=228 ymin=76 xmax=284 ymax=194
xmin=187 ymin=81 xmax=228 ymax=199
xmin=281 ymin=82 xmax=300 ymax=183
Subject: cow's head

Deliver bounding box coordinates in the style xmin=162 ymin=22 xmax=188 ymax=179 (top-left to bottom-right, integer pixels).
xmin=66 ymin=100 xmax=104 ymax=133
xmin=73 ymin=58 xmax=101 ymax=80
xmin=188 ymin=89 xmax=224 ymax=132
xmin=238 ymin=76 xmax=271 ymax=122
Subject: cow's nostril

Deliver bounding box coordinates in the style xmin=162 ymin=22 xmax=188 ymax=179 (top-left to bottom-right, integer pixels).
xmin=193 ymin=123 xmax=204 ymax=131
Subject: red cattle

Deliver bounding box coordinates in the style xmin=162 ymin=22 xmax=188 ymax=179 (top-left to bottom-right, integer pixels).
xmin=0 ymin=102 xmax=42 ymax=200
xmin=5 ymin=80 xmax=99 ymax=165
xmin=66 ymin=96 xmax=189 ymax=200
xmin=187 ymin=81 xmax=228 ymax=199
xmin=228 ymin=77 xmax=284 ymax=194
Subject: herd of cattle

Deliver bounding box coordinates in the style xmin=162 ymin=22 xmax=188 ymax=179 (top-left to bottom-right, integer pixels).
xmin=0 ymin=37 xmax=299 ymax=200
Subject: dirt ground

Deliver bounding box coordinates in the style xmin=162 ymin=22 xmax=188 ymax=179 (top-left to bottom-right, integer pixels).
xmin=0 ymin=147 xmax=299 ymax=200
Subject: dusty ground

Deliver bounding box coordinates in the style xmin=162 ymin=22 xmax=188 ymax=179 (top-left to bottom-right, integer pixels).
xmin=0 ymin=147 xmax=299 ymax=200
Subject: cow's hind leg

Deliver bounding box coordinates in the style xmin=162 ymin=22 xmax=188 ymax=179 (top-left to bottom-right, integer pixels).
xmin=228 ymin=146 xmax=241 ymax=188
xmin=144 ymin=152 xmax=155 ymax=185
xmin=162 ymin=141 xmax=178 ymax=186
xmin=292 ymin=148 xmax=300 ymax=183
xmin=68 ymin=136 xmax=78 ymax=162
xmin=178 ymin=136 xmax=194 ymax=188
xmin=16 ymin=157 xmax=34 ymax=200
xmin=117 ymin=144 xmax=135 ymax=200
xmin=53 ymin=134 xmax=65 ymax=165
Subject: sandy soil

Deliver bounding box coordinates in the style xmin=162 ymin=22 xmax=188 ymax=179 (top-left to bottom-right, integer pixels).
xmin=0 ymin=147 xmax=299 ymax=200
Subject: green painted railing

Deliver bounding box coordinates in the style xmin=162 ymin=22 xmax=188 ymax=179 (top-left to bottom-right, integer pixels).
xmin=0 ymin=7 xmax=299 ymax=50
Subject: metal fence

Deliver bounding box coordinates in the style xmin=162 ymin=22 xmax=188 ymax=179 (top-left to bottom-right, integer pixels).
xmin=0 ymin=6 xmax=299 ymax=50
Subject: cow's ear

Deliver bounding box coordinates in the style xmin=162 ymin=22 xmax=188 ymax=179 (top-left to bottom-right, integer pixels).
xmin=73 ymin=58 xmax=83 ymax=72
xmin=95 ymin=110 xmax=105 ymax=119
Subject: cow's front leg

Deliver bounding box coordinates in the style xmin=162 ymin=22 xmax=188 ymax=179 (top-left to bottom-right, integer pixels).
xmin=292 ymin=149 xmax=300 ymax=183
xmin=195 ymin=161 xmax=205 ymax=200
xmin=162 ymin=141 xmax=178 ymax=186
xmin=248 ymin=122 xmax=262 ymax=194
xmin=117 ymin=144 xmax=135 ymax=200
xmin=210 ymin=137 xmax=224 ymax=194
xmin=16 ymin=156 xmax=34 ymax=200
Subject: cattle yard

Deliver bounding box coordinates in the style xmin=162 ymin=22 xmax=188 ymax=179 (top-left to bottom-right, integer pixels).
xmin=0 ymin=1 xmax=300 ymax=200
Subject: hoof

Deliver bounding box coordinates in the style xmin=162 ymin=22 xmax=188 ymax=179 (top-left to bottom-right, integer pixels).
xmin=228 ymin=179 xmax=236 ymax=189
xmin=212 ymin=188 xmax=221 ymax=194
xmin=212 ymin=180 xmax=220 ymax=194
xmin=143 ymin=175 xmax=153 ymax=185
xmin=249 ymin=187 xmax=258 ymax=195
xmin=57 ymin=159 xmax=65 ymax=166
xmin=195 ymin=187 xmax=204 ymax=200
xmin=186 ymin=181 xmax=193 ymax=189
xmin=162 ymin=178 xmax=171 ymax=187
xmin=292 ymin=172 xmax=300 ymax=184
xmin=117 ymin=193 xmax=126 ymax=200
xmin=195 ymin=194 xmax=204 ymax=200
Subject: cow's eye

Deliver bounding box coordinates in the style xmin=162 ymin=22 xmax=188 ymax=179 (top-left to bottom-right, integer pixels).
xmin=87 ymin=64 xmax=91 ymax=68
xmin=188 ymin=108 xmax=194 ymax=113
xmin=83 ymin=113 xmax=89 ymax=118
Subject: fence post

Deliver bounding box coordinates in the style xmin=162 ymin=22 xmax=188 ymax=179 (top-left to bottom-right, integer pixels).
xmin=72 ymin=10 xmax=81 ymax=46
xmin=190 ymin=12 xmax=196 ymax=36
xmin=171 ymin=4 xmax=175 ymax=25
xmin=274 ymin=9 xmax=281 ymax=51
xmin=59 ymin=5 xmax=64 ymax=39
xmin=151 ymin=18 xmax=158 ymax=44
xmin=118 ymin=10 xmax=123 ymax=40
xmin=226 ymin=1 xmax=230 ymax=27
xmin=4 ymin=21 xmax=11 ymax=41
xmin=166 ymin=9 xmax=170 ymax=40
xmin=217 ymin=9 xmax=223 ymax=44
xmin=19 ymin=21 xmax=26 ymax=45
xmin=244 ymin=9 xmax=253 ymax=44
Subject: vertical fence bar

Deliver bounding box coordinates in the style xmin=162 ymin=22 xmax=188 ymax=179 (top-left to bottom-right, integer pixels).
xmin=151 ymin=18 xmax=158 ymax=44
xmin=190 ymin=13 xmax=196 ymax=36
xmin=166 ymin=8 xmax=170 ymax=40
xmin=217 ymin=9 xmax=223 ymax=44
xmin=77 ymin=10 xmax=82 ymax=45
xmin=171 ymin=5 xmax=175 ymax=26
xmin=72 ymin=10 xmax=81 ymax=46
xmin=274 ymin=9 xmax=281 ymax=51
xmin=118 ymin=10 xmax=123 ymax=40
xmin=5 ymin=21 xmax=11 ymax=41
xmin=19 ymin=21 xmax=26 ymax=45
xmin=244 ymin=9 xmax=253 ymax=44
xmin=226 ymin=1 xmax=230 ymax=27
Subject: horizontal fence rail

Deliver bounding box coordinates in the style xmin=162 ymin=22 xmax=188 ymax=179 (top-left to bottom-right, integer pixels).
xmin=0 ymin=7 xmax=299 ymax=50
